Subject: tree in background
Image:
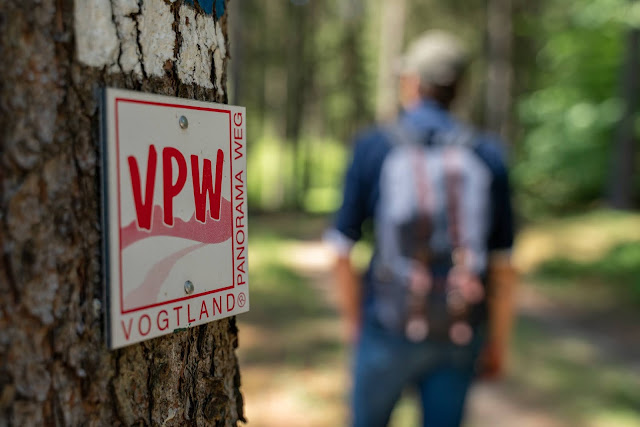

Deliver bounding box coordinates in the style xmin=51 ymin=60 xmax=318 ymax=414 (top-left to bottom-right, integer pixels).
xmin=609 ymin=25 xmax=639 ymax=209
xmin=231 ymin=0 xmax=490 ymax=212
xmin=227 ymin=0 xmax=375 ymax=212
xmin=228 ymin=0 xmax=639 ymax=216
xmin=485 ymin=0 xmax=513 ymax=140
xmin=285 ymin=0 xmax=317 ymax=208
xmin=375 ymin=0 xmax=407 ymax=122
xmin=0 ymin=1 xmax=243 ymax=425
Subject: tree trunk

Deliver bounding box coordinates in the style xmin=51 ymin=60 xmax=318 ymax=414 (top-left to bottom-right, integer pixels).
xmin=0 ymin=1 xmax=244 ymax=425
xmin=375 ymin=0 xmax=406 ymax=122
xmin=285 ymin=1 xmax=316 ymax=210
xmin=608 ymin=27 xmax=639 ymax=209
xmin=485 ymin=0 xmax=513 ymax=140
xmin=229 ymin=0 xmax=243 ymax=106
xmin=342 ymin=2 xmax=369 ymax=140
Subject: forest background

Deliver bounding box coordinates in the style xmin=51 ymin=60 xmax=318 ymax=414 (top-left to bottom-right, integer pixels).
xmin=228 ymin=0 xmax=640 ymax=425
xmin=228 ymin=0 xmax=640 ymax=217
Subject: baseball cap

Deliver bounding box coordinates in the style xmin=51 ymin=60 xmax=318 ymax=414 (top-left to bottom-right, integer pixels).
xmin=398 ymin=30 xmax=469 ymax=87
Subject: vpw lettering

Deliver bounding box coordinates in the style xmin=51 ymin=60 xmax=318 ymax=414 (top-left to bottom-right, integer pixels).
xmin=127 ymin=146 xmax=224 ymax=230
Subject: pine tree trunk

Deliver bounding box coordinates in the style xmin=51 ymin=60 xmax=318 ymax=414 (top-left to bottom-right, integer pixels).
xmin=0 ymin=1 xmax=244 ymax=425
xmin=375 ymin=0 xmax=406 ymax=122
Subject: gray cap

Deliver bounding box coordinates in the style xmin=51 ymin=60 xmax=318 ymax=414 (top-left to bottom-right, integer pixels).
xmin=398 ymin=30 xmax=469 ymax=87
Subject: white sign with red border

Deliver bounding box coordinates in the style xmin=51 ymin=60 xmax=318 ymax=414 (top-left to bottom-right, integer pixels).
xmin=101 ymin=88 xmax=249 ymax=349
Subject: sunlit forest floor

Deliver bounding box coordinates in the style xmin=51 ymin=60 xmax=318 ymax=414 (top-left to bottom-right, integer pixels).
xmin=238 ymin=211 xmax=640 ymax=427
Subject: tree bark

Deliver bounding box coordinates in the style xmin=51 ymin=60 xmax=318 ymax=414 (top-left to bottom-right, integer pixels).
xmin=0 ymin=1 xmax=244 ymax=425
xmin=229 ymin=0 xmax=243 ymax=106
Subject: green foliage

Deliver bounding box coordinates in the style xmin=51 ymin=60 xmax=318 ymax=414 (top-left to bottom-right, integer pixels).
xmin=246 ymin=136 xmax=348 ymax=213
xmin=232 ymin=0 xmax=377 ymax=211
xmin=515 ymin=0 xmax=640 ymax=217
xmin=234 ymin=0 xmax=640 ymax=214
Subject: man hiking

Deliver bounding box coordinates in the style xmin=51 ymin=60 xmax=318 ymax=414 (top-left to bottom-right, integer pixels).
xmin=326 ymin=30 xmax=516 ymax=427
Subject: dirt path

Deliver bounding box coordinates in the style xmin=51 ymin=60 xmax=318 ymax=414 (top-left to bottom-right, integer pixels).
xmin=239 ymin=237 xmax=640 ymax=426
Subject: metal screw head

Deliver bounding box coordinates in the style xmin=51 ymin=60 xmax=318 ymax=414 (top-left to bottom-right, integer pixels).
xmin=179 ymin=115 xmax=188 ymax=129
xmin=184 ymin=280 xmax=194 ymax=294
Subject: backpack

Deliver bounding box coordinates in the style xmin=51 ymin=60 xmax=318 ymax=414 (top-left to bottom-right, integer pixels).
xmin=372 ymin=123 xmax=492 ymax=345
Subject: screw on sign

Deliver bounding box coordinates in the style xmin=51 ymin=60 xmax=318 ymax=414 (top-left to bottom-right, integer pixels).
xmin=184 ymin=280 xmax=194 ymax=295
xmin=179 ymin=115 xmax=188 ymax=129
xmin=238 ymin=293 xmax=246 ymax=308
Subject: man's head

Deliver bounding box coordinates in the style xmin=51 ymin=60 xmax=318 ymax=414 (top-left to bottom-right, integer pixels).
xmin=397 ymin=30 xmax=469 ymax=109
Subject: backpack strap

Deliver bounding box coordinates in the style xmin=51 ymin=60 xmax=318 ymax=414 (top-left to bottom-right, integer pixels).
xmin=443 ymin=143 xmax=477 ymax=272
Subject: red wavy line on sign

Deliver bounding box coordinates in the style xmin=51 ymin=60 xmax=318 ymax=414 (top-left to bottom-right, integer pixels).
xmin=120 ymin=198 xmax=232 ymax=249
xmin=123 ymin=242 xmax=207 ymax=311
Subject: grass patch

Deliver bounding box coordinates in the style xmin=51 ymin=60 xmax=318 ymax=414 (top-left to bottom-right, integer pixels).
xmin=514 ymin=209 xmax=640 ymax=273
xmin=532 ymin=240 xmax=640 ymax=305
xmin=516 ymin=209 xmax=640 ymax=306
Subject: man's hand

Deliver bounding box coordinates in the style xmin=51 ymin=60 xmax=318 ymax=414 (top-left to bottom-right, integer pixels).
xmin=478 ymin=340 xmax=506 ymax=380
xmin=343 ymin=317 xmax=361 ymax=344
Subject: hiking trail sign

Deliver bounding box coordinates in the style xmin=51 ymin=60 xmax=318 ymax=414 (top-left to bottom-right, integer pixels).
xmin=101 ymin=88 xmax=249 ymax=349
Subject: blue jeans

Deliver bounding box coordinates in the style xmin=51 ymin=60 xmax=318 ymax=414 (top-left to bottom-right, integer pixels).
xmin=352 ymin=318 xmax=484 ymax=427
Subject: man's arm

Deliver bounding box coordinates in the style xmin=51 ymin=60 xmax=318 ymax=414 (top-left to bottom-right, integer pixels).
xmin=478 ymin=139 xmax=517 ymax=379
xmin=482 ymin=251 xmax=517 ymax=378
xmin=327 ymin=135 xmax=374 ymax=343
xmin=333 ymin=254 xmax=362 ymax=343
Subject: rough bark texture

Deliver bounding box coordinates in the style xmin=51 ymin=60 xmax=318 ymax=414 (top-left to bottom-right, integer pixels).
xmin=0 ymin=1 xmax=244 ymax=425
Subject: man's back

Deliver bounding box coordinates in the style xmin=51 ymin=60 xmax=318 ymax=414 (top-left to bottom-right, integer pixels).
xmin=333 ymin=99 xmax=513 ymax=292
